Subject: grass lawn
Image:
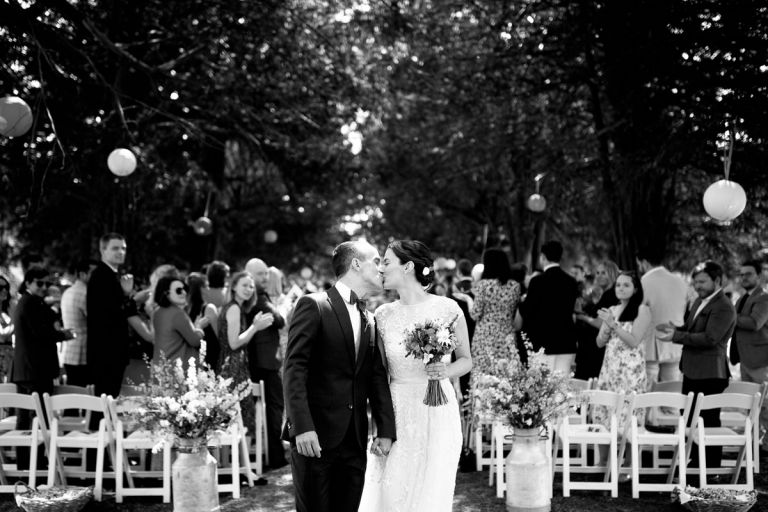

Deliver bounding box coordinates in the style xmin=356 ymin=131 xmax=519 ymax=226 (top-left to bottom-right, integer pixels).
xmin=1 ymin=454 xmax=765 ymax=511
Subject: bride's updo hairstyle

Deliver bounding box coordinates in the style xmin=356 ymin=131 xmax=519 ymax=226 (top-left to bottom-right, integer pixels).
xmin=388 ymin=240 xmax=435 ymax=288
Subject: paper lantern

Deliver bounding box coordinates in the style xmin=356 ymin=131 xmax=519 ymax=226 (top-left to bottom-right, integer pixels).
xmin=703 ymin=179 xmax=746 ymax=222
xmin=300 ymin=267 xmax=313 ymax=280
xmin=527 ymin=193 xmax=547 ymax=213
xmin=0 ymin=96 xmax=33 ymax=138
xmin=107 ymin=148 xmax=137 ymax=177
xmin=264 ymin=230 xmax=278 ymax=244
xmin=193 ymin=216 xmax=213 ymax=236
xmin=0 ymin=116 xmax=7 ymax=132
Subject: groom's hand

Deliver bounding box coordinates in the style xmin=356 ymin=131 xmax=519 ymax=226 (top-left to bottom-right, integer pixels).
xmin=371 ymin=437 xmax=392 ymax=457
xmin=296 ymin=431 xmax=322 ymax=458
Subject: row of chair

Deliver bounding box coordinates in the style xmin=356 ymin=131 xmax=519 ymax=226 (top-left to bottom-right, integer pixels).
xmin=474 ymin=378 xmax=765 ymax=499
xmin=0 ymin=381 xmax=268 ymax=503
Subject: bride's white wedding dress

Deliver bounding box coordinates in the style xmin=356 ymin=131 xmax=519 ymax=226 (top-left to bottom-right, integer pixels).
xmin=358 ymin=295 xmax=463 ymax=512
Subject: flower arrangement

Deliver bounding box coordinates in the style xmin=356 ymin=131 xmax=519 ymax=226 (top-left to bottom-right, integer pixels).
xmin=672 ymin=486 xmax=757 ymax=512
xmin=403 ymin=315 xmax=460 ymax=406
xmin=474 ymin=335 xmax=572 ymax=429
xmin=120 ymin=354 xmax=252 ymax=447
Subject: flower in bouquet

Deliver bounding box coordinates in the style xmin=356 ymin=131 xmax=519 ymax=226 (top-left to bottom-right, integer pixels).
xmin=120 ymin=353 xmax=252 ymax=450
xmin=474 ymin=333 xmax=572 ymax=429
xmin=403 ymin=315 xmax=460 ymax=406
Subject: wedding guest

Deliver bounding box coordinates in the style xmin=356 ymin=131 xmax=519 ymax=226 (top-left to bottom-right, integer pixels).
xmin=218 ymin=271 xmax=274 ymax=433
xmin=87 ymin=233 xmax=132 ymax=398
xmin=60 ymin=260 xmax=97 ymax=387
xmin=152 ymin=276 xmax=207 ymax=367
xmin=658 ymin=261 xmax=736 ymax=469
xmin=520 ymin=240 xmax=580 ymax=374
xmin=245 ymin=258 xmax=287 ymax=470
xmin=729 ymin=260 xmax=768 ymax=453
xmin=574 ymin=260 xmax=620 ymax=380
xmin=637 ymin=248 xmax=688 ymax=385
xmin=455 ymin=259 xmax=474 ymax=295
xmin=0 ymin=276 xmax=15 ymax=382
xmin=186 ymin=272 xmax=219 ymax=369
xmin=12 ymin=267 xmax=75 ymax=468
xmin=594 ymin=271 xmax=650 ymax=433
xmin=470 ymin=249 xmax=521 ymax=381
xmin=204 ymin=260 xmax=230 ymax=309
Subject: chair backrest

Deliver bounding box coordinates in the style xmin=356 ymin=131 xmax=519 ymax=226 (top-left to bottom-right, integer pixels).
xmin=628 ymin=391 xmax=694 ymax=430
xmin=0 ymin=392 xmax=48 ymax=438
xmin=568 ymin=378 xmax=592 ymax=393
xmin=724 ymin=381 xmax=762 ymax=396
xmin=0 ymin=383 xmax=18 ymax=393
xmin=651 ymin=380 xmax=683 ymax=393
xmin=579 ymin=389 xmax=623 ymax=423
xmin=120 ymin=384 xmax=150 ymax=397
xmin=53 ymin=384 xmax=95 ymax=396
xmin=43 ymin=393 xmax=109 ymax=432
xmin=690 ymin=392 xmax=760 ymax=430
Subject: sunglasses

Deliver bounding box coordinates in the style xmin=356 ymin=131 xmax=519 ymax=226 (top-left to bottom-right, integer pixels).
xmin=35 ymin=280 xmax=51 ymax=288
xmin=172 ymin=286 xmax=188 ymax=295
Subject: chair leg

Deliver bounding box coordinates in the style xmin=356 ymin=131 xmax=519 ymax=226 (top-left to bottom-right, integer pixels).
xmin=116 ymin=443 xmax=124 ymax=503
xmin=163 ymin=443 xmax=172 ymax=503
xmin=495 ymin=431 xmax=504 ymax=499
xmin=631 ymin=439 xmax=639 ymax=499
xmin=239 ymin=434 xmax=255 ymax=487
xmin=562 ymin=432 xmax=571 ymax=497
xmin=231 ymin=437 xmax=240 ymax=499
xmin=698 ymin=434 xmax=707 ymax=489
xmin=488 ymin=427 xmax=495 ymax=486
xmin=47 ymin=434 xmax=58 ymax=487
xmin=29 ymin=441 xmax=38 ymax=489
xmin=610 ymin=436 xmax=618 ymax=498
xmin=95 ymin=444 xmax=105 ymax=501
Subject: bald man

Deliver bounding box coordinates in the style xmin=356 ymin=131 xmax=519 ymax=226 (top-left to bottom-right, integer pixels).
xmin=245 ymin=257 xmax=288 ymax=469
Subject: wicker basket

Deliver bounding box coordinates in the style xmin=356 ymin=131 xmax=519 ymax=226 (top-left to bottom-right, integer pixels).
xmin=672 ymin=486 xmax=757 ymax=512
xmin=14 ymin=482 xmax=93 ymax=512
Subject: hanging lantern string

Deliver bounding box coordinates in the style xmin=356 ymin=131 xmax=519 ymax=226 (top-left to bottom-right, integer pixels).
xmin=203 ymin=190 xmax=213 ymax=217
xmin=534 ymin=172 xmax=547 ymax=194
xmin=723 ymin=122 xmax=735 ymax=180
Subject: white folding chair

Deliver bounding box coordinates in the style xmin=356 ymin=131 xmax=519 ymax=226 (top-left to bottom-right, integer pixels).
xmin=619 ymin=391 xmax=693 ymax=497
xmin=107 ymin=396 xmax=171 ymax=503
xmin=0 ymin=392 xmax=49 ymax=491
xmin=721 ymin=381 xmax=766 ymax=473
xmin=52 ymin=384 xmax=95 ymax=433
xmin=250 ymin=380 xmax=267 ymax=476
xmin=558 ymin=390 xmax=622 ymax=497
xmin=687 ymin=392 xmax=759 ymax=490
xmin=44 ymin=393 xmax=115 ymax=501
xmin=0 ymin=384 xmax=19 ymax=433
xmin=551 ymin=379 xmax=597 ymax=477
xmin=474 ymin=413 xmax=494 ymax=473
xmin=208 ymin=405 xmax=256 ymax=498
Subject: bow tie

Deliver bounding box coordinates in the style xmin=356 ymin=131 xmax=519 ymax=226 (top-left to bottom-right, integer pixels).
xmin=348 ymin=292 xmax=367 ymax=311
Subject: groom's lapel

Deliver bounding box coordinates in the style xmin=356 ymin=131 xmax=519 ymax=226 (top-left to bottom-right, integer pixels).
xmin=327 ymin=286 xmax=356 ymax=364
xmin=355 ymin=312 xmax=372 ymax=372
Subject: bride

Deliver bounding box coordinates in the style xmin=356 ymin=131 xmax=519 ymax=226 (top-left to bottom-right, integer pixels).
xmin=359 ymin=240 xmax=472 ymax=512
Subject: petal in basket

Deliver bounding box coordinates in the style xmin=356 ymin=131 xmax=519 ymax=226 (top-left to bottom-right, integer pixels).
xmin=14 ymin=482 xmax=94 ymax=512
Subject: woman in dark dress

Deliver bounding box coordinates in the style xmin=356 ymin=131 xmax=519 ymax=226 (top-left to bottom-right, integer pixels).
xmin=573 ymin=260 xmax=620 ymax=380
xmin=186 ymin=272 xmax=220 ymax=370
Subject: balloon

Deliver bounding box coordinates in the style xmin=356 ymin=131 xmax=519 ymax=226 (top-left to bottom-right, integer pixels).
xmin=0 ymin=116 xmax=7 ymax=132
xmin=0 ymin=96 xmax=33 ymax=138
xmin=193 ymin=216 xmax=213 ymax=236
xmin=703 ymin=179 xmax=747 ymax=222
xmin=300 ymin=267 xmax=313 ymax=280
xmin=107 ymin=148 xmax=137 ymax=177
xmin=527 ymin=193 xmax=547 ymax=213
xmin=264 ymin=230 xmax=278 ymax=244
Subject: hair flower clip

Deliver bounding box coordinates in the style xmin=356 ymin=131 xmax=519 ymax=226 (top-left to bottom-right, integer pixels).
xmin=422 ymin=267 xmax=430 ymax=276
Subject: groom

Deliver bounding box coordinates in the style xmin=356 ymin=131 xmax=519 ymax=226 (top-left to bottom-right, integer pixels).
xmin=282 ymin=240 xmax=396 ymax=512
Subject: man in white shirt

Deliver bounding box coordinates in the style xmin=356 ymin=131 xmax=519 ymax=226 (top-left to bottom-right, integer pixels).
xmin=637 ymin=249 xmax=688 ymax=385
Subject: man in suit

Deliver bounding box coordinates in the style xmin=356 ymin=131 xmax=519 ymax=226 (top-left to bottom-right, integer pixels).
xmin=730 ymin=259 xmax=768 ymax=452
xmin=245 ymin=257 xmax=288 ymax=470
xmin=520 ymin=240 xmax=579 ymax=374
xmin=87 ymin=233 xmax=131 ymax=399
xmin=659 ymin=260 xmax=736 ymax=468
xmin=637 ymin=248 xmax=689 ymax=385
xmin=282 ymin=241 xmax=395 ymax=512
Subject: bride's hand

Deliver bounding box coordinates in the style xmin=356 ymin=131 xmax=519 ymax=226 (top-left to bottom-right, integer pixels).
xmin=370 ymin=437 xmax=392 ymax=457
xmin=426 ymin=361 xmax=447 ymax=380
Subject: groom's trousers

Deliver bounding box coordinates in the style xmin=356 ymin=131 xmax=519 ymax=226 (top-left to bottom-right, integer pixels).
xmin=290 ymin=421 xmax=365 ymax=512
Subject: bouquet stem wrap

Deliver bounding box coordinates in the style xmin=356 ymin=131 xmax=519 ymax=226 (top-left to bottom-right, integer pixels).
xmin=424 ymin=379 xmax=448 ymax=406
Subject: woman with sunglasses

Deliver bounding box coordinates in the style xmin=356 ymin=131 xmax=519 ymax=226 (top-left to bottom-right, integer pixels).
xmin=152 ymin=276 xmax=209 ymax=367
xmin=0 ymin=275 xmax=14 ymax=383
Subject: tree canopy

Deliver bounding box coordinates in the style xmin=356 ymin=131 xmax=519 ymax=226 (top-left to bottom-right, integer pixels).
xmin=1 ymin=0 xmax=767 ymax=277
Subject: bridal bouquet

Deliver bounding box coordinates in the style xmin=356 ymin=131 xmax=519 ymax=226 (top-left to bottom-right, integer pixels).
xmin=475 ymin=335 xmax=572 ymax=429
xmin=403 ymin=315 xmax=459 ymax=406
xmin=120 ymin=353 xmax=252 ymax=448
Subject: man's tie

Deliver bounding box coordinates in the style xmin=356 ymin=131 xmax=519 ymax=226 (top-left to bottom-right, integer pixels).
xmin=731 ymin=292 xmax=749 ymax=364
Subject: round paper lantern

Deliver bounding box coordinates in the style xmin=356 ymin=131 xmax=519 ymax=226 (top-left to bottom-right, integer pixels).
xmin=193 ymin=216 xmax=213 ymax=236
xmin=0 ymin=116 xmax=7 ymax=132
xmin=107 ymin=148 xmax=137 ymax=177
xmin=264 ymin=230 xmax=278 ymax=244
xmin=527 ymin=193 xmax=547 ymax=213
xmin=300 ymin=267 xmax=313 ymax=280
xmin=702 ymin=179 xmax=747 ymax=222
xmin=0 ymin=96 xmax=33 ymax=138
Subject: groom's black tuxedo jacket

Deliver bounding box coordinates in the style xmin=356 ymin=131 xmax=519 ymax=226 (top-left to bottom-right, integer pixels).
xmin=282 ymin=286 xmax=396 ymax=451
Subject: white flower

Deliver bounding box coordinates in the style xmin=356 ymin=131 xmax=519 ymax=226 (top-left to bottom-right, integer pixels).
xmin=436 ymin=328 xmax=452 ymax=348
xmin=422 ymin=267 xmax=430 ymax=276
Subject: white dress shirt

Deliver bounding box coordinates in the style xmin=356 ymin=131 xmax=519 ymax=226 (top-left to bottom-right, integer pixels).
xmin=335 ymin=282 xmax=361 ymax=355
xmin=693 ymin=288 xmax=722 ymax=321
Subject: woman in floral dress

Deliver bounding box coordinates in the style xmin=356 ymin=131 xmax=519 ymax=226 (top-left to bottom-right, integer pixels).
xmin=217 ymin=271 xmax=274 ymax=430
xmin=593 ymin=271 xmax=650 ymax=431
xmin=470 ymin=249 xmax=521 ymax=380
